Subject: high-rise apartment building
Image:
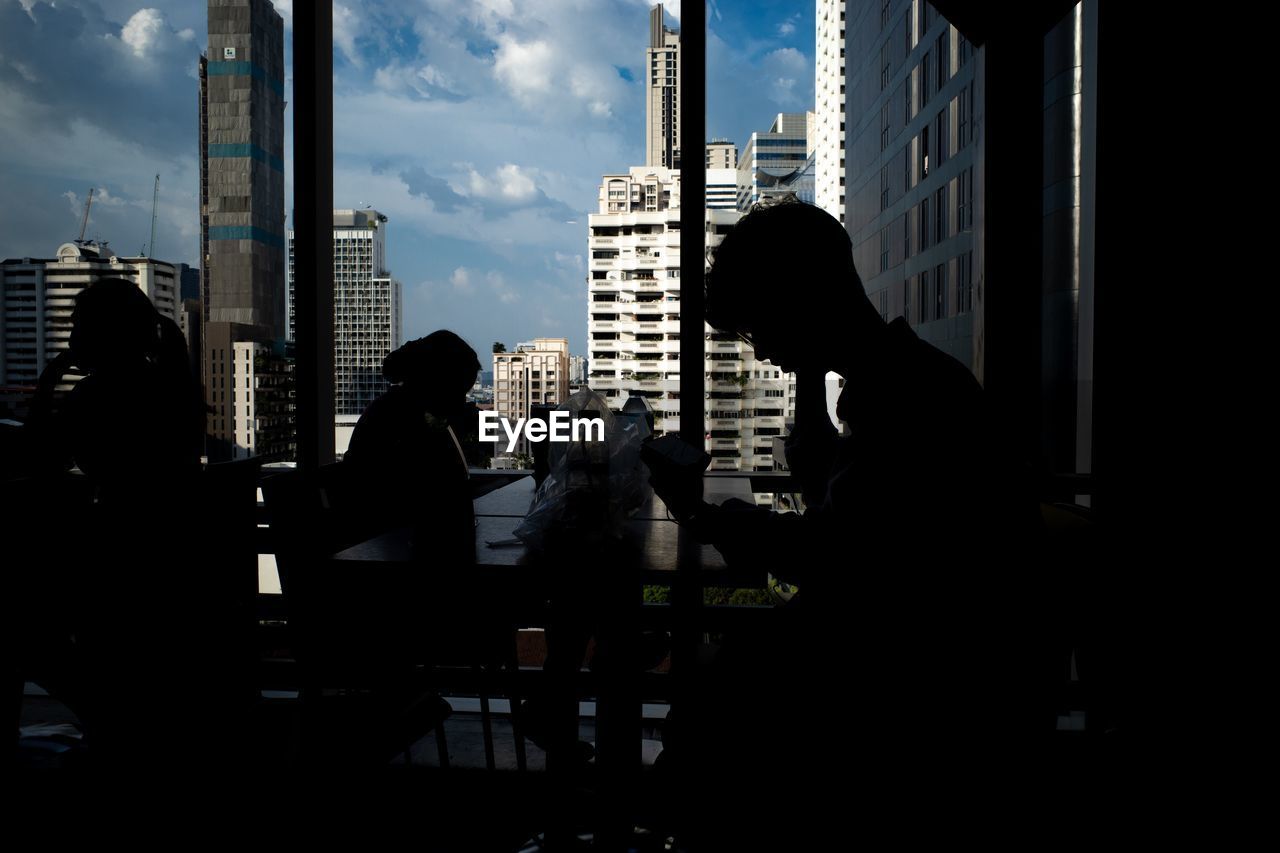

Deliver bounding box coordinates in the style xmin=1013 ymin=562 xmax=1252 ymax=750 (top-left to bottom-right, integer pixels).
xmin=204 ymin=322 xmax=294 ymax=462
xmin=705 ymin=140 xmax=738 ymax=170
xmin=287 ymin=209 xmax=402 ymax=418
xmin=0 ymin=241 xmax=180 ymax=388
xmin=646 ymin=4 xmax=681 ymax=169
xmin=815 ymin=1 xmax=848 ymax=223
xmin=493 ymin=338 xmax=570 ymax=456
xmin=200 ymin=0 xmax=287 ymax=460
xmin=568 ymin=355 xmax=587 ymax=385
xmin=736 ymin=113 xmax=810 ymax=211
xmin=587 ymin=167 xmax=789 ymax=472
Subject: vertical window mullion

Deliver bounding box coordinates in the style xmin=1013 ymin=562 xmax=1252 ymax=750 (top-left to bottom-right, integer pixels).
xmin=679 ymin=4 xmax=705 ymax=445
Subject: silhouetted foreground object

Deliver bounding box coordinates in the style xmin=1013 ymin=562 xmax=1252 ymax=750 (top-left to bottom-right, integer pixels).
xmin=650 ymin=201 xmax=1053 ymax=845
xmin=344 ymin=330 xmax=480 ymax=565
xmin=259 ymin=331 xmax=481 ymax=767
xmin=15 ymin=278 xmax=255 ymax=769
xmin=261 ymin=462 xmax=453 ymax=769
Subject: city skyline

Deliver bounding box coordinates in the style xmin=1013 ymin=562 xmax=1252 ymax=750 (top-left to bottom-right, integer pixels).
xmin=0 ymin=0 xmax=817 ymax=359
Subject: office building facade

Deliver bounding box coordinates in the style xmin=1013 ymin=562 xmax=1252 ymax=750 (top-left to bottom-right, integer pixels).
xmin=736 ymin=113 xmax=811 ymax=211
xmin=842 ymin=0 xmax=1096 ymax=474
xmin=0 ymin=241 xmax=179 ymax=389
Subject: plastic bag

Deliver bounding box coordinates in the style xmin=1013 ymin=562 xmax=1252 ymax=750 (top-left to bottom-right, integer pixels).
xmin=513 ymin=388 xmax=652 ymax=551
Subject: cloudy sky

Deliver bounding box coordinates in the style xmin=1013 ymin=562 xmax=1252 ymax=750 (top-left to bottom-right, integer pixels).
xmin=0 ymin=0 xmax=814 ymax=356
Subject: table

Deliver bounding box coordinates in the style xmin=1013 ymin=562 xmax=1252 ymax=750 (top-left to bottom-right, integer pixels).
xmin=330 ymin=474 xmax=765 ymax=842
xmin=335 ymin=474 xmax=762 ymax=583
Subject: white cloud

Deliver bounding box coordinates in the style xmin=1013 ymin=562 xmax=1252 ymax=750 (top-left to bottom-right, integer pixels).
xmin=491 ymin=30 xmax=622 ymax=118
xmin=466 ymin=163 xmax=539 ymax=205
xmin=120 ymin=8 xmax=165 ymax=58
xmin=450 ymin=267 xmax=475 ymax=293
xmin=63 ymin=186 xmax=129 ymax=221
xmin=492 ymin=36 xmax=555 ymax=102
xmin=487 ymin=270 xmax=518 ymax=304
xmin=417 ymin=64 xmax=456 ymax=92
xmin=375 ymin=60 xmax=467 ymax=100
xmin=764 ymin=47 xmax=808 ymax=72
xmin=334 ymin=4 xmax=363 ymax=67
xmin=760 ymin=47 xmax=811 ymax=109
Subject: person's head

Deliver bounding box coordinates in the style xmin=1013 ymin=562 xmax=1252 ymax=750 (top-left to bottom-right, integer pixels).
xmin=383 ymin=330 xmax=480 ymax=415
xmin=706 ymin=198 xmax=881 ymax=371
xmin=70 ymin=278 xmax=164 ymax=372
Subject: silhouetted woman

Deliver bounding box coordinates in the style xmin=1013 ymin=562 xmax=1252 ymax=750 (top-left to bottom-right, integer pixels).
xmin=344 ymin=330 xmax=481 ymax=565
xmin=19 ymin=278 xmax=206 ymax=766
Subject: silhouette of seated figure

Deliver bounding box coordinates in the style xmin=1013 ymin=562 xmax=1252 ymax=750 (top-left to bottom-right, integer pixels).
xmin=648 ymin=200 xmax=1051 ymax=843
xmin=344 ymin=330 xmax=480 ymax=566
xmin=19 ymin=277 xmax=208 ymax=766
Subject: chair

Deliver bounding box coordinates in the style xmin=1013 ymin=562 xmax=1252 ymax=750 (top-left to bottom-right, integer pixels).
xmin=262 ymin=463 xmax=453 ymax=768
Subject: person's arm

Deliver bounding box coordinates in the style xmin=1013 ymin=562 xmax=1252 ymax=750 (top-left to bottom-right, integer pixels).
xmin=682 ymin=499 xmax=828 ymax=587
xmin=784 ymin=369 xmax=839 ymax=507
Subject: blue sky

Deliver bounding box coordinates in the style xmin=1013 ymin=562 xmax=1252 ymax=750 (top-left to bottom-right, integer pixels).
xmin=0 ymin=0 xmax=814 ymax=357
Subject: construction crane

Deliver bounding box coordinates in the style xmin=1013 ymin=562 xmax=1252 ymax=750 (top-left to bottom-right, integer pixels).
xmin=145 ymin=174 xmax=160 ymax=258
xmin=77 ymin=187 xmax=94 ymax=243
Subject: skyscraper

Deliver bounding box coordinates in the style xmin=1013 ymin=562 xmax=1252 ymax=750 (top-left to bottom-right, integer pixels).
xmin=200 ymin=0 xmax=287 ymax=461
xmin=646 ymin=4 xmax=681 ymax=169
xmin=200 ymin=0 xmax=286 ymax=340
xmin=814 ymin=0 xmax=847 ymax=224
xmin=842 ymin=2 xmax=977 ymax=368
xmin=287 ymin=209 xmax=403 ymax=418
xmin=840 ymin=1 xmax=1096 ymax=474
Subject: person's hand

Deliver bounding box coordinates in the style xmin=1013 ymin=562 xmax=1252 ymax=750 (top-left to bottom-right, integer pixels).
xmin=648 ymin=462 xmax=707 ymax=523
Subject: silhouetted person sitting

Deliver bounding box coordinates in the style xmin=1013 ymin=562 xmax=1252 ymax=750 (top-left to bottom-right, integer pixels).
xmin=649 ymin=200 xmax=1048 ymax=842
xmin=20 ymin=278 xmax=208 ymax=767
xmin=344 ymin=330 xmax=480 ymax=566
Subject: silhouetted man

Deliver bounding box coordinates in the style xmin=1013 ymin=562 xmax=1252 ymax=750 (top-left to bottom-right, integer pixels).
xmin=650 ymin=200 xmax=1049 ymax=842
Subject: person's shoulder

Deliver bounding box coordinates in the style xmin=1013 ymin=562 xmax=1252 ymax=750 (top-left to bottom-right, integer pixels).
xmin=888 ymin=318 xmax=981 ymax=396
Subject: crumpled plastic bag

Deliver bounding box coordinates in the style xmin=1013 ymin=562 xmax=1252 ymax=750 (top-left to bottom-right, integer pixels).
xmin=514 ymin=388 xmax=652 ymax=551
